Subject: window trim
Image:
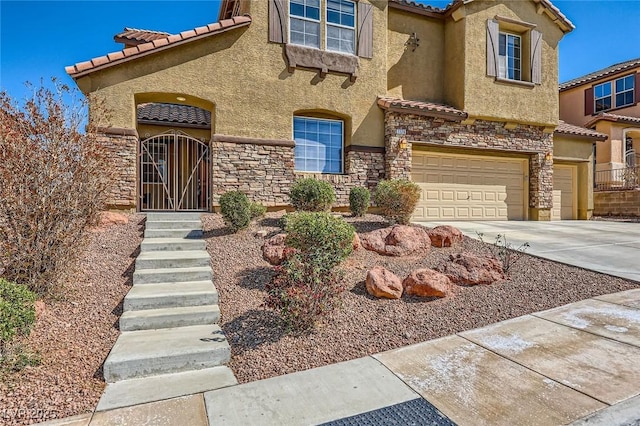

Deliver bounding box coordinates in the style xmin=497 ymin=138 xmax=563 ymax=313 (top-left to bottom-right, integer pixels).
xmin=325 ymin=0 xmax=357 ymax=55
xmin=594 ymin=81 xmax=612 ymax=113
xmin=498 ymin=31 xmax=522 ymax=82
xmin=289 ymin=0 xmax=321 ymax=49
xmin=293 ymin=116 xmax=345 ymax=174
xmin=614 ymin=74 xmax=635 ymax=109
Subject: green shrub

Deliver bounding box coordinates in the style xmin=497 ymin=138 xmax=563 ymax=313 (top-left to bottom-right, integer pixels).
xmin=0 ymin=279 xmax=36 ymax=358
xmin=289 ymin=178 xmax=336 ymax=211
xmin=374 ymin=179 xmax=421 ymax=225
xmin=219 ymin=191 xmax=251 ymax=231
xmin=249 ymin=202 xmax=267 ymax=219
xmin=349 ymin=187 xmax=370 ymax=217
xmin=265 ymin=212 xmax=355 ymax=331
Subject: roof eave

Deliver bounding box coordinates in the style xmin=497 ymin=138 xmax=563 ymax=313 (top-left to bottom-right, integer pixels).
xmin=554 ymin=130 xmax=607 ymax=141
xmin=388 ymin=1 xmax=446 ymax=19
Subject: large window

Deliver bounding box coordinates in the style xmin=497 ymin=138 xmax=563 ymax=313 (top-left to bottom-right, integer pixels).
xmin=293 ymin=116 xmax=343 ymax=174
xmin=615 ymin=75 xmax=635 ymax=108
xmin=290 ymin=0 xmax=320 ymax=49
xmin=498 ymin=32 xmax=521 ymax=81
xmin=326 ymin=0 xmax=355 ymax=54
xmin=594 ymin=81 xmax=612 ymax=112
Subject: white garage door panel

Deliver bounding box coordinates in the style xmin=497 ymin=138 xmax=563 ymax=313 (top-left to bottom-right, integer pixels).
xmin=552 ymin=165 xmax=577 ymax=220
xmin=412 ymin=151 xmax=526 ymax=221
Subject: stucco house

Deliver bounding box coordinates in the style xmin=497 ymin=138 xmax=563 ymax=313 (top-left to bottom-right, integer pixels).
xmin=66 ymin=0 xmax=603 ymax=220
xmin=560 ymin=57 xmax=640 ymax=191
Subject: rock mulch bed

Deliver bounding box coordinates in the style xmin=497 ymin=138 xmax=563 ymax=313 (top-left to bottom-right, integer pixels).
xmin=203 ymin=212 xmax=640 ymax=384
xmin=0 ymin=215 xmax=144 ymax=426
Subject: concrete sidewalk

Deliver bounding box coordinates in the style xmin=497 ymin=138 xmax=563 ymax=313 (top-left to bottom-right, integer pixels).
xmin=416 ymin=220 xmax=640 ymax=282
xmin=39 ymin=288 xmax=640 ymax=426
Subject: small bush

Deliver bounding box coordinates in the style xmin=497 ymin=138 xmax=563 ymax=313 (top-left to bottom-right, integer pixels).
xmin=249 ymin=202 xmax=267 ymax=220
xmin=289 ymin=178 xmax=336 ymax=212
xmin=265 ymin=212 xmax=355 ymax=331
xmin=349 ymin=187 xmax=370 ymax=217
xmin=477 ymin=232 xmax=530 ymax=274
xmin=374 ymin=179 xmax=421 ymax=225
xmin=219 ymin=191 xmax=251 ymax=232
xmin=0 ymin=279 xmax=36 ymax=359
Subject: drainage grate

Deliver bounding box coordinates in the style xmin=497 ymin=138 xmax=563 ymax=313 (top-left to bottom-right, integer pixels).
xmin=320 ymin=398 xmax=457 ymax=426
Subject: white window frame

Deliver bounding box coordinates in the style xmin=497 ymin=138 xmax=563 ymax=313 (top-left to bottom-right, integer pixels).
xmin=594 ymin=81 xmax=612 ymax=113
xmin=293 ymin=116 xmax=344 ymax=174
xmin=289 ymin=0 xmax=321 ymax=49
xmin=498 ymin=31 xmax=522 ymax=81
xmin=325 ymin=0 xmax=356 ymax=55
xmin=615 ymin=75 xmax=635 ymax=108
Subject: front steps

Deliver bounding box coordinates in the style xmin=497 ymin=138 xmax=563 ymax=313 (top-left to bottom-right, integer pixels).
xmin=99 ymin=212 xmax=236 ymax=411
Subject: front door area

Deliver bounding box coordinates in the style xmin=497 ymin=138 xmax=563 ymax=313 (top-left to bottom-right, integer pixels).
xmin=140 ymin=130 xmax=210 ymax=211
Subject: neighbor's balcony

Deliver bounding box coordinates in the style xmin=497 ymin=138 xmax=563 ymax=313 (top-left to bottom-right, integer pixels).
xmin=595 ymin=165 xmax=640 ymax=191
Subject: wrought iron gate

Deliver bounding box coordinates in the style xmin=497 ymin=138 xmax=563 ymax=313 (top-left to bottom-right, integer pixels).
xmin=139 ymin=130 xmax=210 ymax=211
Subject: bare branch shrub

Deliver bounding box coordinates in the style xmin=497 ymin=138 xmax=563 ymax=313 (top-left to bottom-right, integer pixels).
xmin=0 ymin=79 xmax=114 ymax=295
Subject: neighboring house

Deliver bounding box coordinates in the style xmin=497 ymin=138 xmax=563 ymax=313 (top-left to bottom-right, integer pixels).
xmin=66 ymin=0 xmax=602 ymax=220
xmin=560 ymin=58 xmax=640 ymax=190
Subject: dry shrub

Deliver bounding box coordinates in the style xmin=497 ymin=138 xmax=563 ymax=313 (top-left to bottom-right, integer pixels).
xmin=0 ymin=79 xmax=114 ymax=295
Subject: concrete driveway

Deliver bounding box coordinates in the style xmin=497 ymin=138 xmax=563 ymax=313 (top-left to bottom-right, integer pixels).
xmin=415 ymin=220 xmax=640 ymax=282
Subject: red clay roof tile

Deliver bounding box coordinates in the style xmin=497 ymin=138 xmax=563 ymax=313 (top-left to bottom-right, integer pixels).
xmin=377 ymin=96 xmax=467 ymax=119
xmin=555 ymin=121 xmax=607 ymax=140
xmin=585 ymin=113 xmax=640 ymax=129
xmin=137 ymin=103 xmax=211 ymax=127
xmin=114 ymin=28 xmax=172 ymax=46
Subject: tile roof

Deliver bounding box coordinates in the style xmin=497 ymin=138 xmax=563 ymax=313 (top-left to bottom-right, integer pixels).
xmin=66 ymin=16 xmax=252 ymax=78
xmin=585 ymin=113 xmax=640 ymax=129
xmin=560 ymin=57 xmax=640 ymax=91
xmin=389 ymin=0 xmax=451 ymax=15
xmin=554 ymin=121 xmax=607 ymax=140
xmin=137 ymin=103 xmax=211 ymax=127
xmin=377 ymin=96 xmax=468 ymax=119
xmin=114 ymin=28 xmax=173 ymax=46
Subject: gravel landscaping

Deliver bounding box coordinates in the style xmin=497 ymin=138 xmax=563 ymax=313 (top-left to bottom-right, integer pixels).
xmin=0 ymin=215 xmax=144 ymax=426
xmin=203 ymin=212 xmax=640 ymax=384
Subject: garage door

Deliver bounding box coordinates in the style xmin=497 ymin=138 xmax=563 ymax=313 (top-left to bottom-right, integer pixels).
xmin=552 ymin=164 xmax=577 ymax=220
xmin=411 ymin=151 xmax=527 ymax=221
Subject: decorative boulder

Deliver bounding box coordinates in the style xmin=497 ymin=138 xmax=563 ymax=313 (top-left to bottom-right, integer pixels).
xmin=427 ymin=225 xmax=464 ymax=248
xmin=366 ymin=266 xmax=403 ymax=299
xmin=403 ymin=269 xmax=452 ymax=298
xmin=262 ymin=233 xmax=288 ymax=265
xmin=353 ymin=233 xmax=361 ymax=250
xmin=99 ymin=211 xmax=129 ymax=226
xmin=437 ymin=253 xmax=505 ymax=285
xmin=360 ymin=225 xmax=431 ymax=257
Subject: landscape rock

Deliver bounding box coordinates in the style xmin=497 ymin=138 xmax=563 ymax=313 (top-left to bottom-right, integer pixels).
xmin=427 ymin=225 xmax=464 ymax=248
xmin=353 ymin=233 xmax=361 ymax=250
xmin=262 ymin=233 xmax=288 ymax=265
xmin=437 ymin=253 xmax=505 ymax=285
xmin=254 ymin=230 xmax=268 ymax=238
xmin=99 ymin=212 xmax=129 ymax=227
xmin=365 ymin=266 xmax=403 ymax=299
xmin=360 ymin=225 xmax=431 ymax=256
xmin=35 ymin=300 xmax=46 ymax=319
xmin=403 ymin=269 xmax=452 ymax=298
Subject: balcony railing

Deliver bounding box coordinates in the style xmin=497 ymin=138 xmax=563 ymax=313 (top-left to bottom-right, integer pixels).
xmin=595 ymin=165 xmax=640 ymax=191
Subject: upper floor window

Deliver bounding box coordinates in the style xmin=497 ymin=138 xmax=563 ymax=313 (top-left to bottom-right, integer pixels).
xmin=498 ymin=32 xmax=521 ymax=81
xmin=290 ymin=0 xmax=320 ymax=49
xmin=326 ymin=0 xmax=356 ymax=54
xmin=616 ymin=75 xmax=635 ymax=108
xmin=594 ymin=81 xmax=612 ymax=112
xmin=293 ymin=116 xmax=343 ymax=174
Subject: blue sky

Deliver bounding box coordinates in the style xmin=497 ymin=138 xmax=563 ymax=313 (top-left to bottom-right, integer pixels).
xmin=1 ymin=1 xmax=639 ymax=101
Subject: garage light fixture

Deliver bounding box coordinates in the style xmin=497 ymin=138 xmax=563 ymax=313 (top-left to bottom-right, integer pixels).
xmin=176 ymin=96 xmax=187 ymax=102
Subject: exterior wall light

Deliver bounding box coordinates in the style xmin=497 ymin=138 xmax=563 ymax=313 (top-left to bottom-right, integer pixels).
xmin=399 ymin=139 xmax=408 ymax=150
xmin=405 ymin=33 xmax=420 ymax=52
xmin=545 ymin=151 xmax=553 ymax=162
xmin=176 ymin=96 xmax=187 ymax=102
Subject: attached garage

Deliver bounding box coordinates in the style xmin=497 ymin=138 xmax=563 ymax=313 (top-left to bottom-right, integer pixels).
xmin=552 ymin=164 xmax=577 ymax=220
xmin=411 ymin=150 xmax=528 ymax=221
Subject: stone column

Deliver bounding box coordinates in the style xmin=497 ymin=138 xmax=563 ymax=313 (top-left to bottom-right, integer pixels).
xmin=96 ymin=127 xmax=138 ymax=211
xmin=384 ymin=112 xmax=412 ymax=180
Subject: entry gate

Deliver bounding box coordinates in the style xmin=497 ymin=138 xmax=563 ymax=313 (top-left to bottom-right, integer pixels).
xmin=139 ymin=130 xmax=210 ymax=211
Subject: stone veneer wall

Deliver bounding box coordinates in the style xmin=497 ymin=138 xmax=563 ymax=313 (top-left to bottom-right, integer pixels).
xmin=210 ymin=136 xmax=385 ymax=208
xmin=384 ymin=111 xmax=554 ymax=211
xmin=96 ymin=128 xmax=138 ymax=210
xmin=594 ymin=190 xmax=640 ymax=217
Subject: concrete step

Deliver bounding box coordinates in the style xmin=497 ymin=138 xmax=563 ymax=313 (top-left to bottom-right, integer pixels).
xmin=146 ymin=212 xmax=202 ymax=221
xmin=97 ymin=366 xmax=237 ymax=411
xmin=140 ymin=238 xmax=206 ymax=252
xmin=124 ymin=281 xmax=218 ymax=311
xmin=145 ymin=220 xmax=203 ymax=230
xmin=144 ymin=228 xmax=203 ymax=239
xmin=135 ymin=250 xmax=210 ymax=269
xmin=120 ymin=305 xmax=220 ymax=331
xmin=133 ymin=266 xmax=213 ymax=285
xmin=103 ymin=324 xmax=230 ymax=383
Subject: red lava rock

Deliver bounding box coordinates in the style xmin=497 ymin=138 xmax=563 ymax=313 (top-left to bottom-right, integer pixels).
xmin=360 ymin=225 xmax=431 ymax=257
xmin=99 ymin=211 xmax=129 ymax=226
xmin=366 ymin=266 xmax=403 ymax=299
xmin=438 ymin=252 xmax=506 ymax=285
xmin=261 ymin=233 xmax=288 ymax=265
xmin=353 ymin=233 xmax=361 ymax=250
xmin=35 ymin=300 xmax=46 ymax=319
xmin=403 ymin=268 xmax=452 ymax=298
xmin=427 ymin=225 xmax=464 ymax=248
